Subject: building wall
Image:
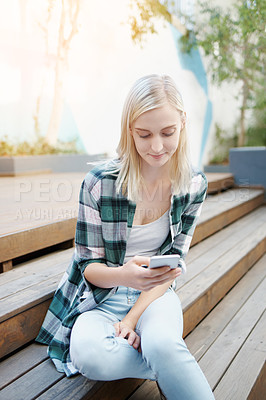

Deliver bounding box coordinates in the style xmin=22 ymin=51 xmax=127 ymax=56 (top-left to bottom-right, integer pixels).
xmin=0 ymin=0 xmax=240 ymax=168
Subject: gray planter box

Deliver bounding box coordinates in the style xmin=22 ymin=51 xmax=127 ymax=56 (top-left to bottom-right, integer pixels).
xmin=204 ymin=164 xmax=231 ymax=173
xmin=229 ymin=147 xmax=266 ymax=189
xmin=0 ymin=153 xmax=106 ymax=176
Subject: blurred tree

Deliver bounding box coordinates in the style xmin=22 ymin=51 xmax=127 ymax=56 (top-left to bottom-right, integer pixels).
xmin=42 ymin=0 xmax=81 ymax=146
xmin=129 ymin=0 xmax=266 ymax=147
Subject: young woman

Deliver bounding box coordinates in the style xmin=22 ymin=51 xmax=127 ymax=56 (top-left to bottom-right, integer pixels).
xmin=37 ymin=74 xmax=214 ymax=399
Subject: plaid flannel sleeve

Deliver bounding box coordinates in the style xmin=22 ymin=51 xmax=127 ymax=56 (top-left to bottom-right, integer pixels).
xmin=172 ymin=172 xmax=208 ymax=261
xmin=74 ymin=176 xmax=106 ymax=273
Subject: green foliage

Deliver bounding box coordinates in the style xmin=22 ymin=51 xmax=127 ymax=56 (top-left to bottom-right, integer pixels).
xmin=129 ymin=0 xmax=266 ymax=147
xmin=182 ymin=1 xmax=266 ymax=92
xmin=209 ymin=124 xmax=238 ymax=164
xmin=128 ymin=0 xmax=171 ymax=44
xmin=0 ymin=135 xmax=84 ymax=157
xmin=246 ymin=89 xmax=266 ymax=146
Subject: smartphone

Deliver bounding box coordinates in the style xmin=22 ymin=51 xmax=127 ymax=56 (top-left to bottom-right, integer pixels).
xmin=149 ymin=255 xmax=180 ymax=269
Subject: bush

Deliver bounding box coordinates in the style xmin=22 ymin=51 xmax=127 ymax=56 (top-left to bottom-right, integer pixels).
xmin=209 ymin=124 xmax=238 ymax=164
xmin=0 ymin=135 xmax=85 ymax=156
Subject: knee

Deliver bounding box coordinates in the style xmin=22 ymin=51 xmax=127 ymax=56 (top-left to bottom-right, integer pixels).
xmin=70 ymin=328 xmax=124 ymax=380
xmin=141 ymin=331 xmax=187 ymax=364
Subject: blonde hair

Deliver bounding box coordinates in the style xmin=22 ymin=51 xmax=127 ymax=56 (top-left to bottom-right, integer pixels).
xmin=110 ymin=74 xmax=191 ymax=201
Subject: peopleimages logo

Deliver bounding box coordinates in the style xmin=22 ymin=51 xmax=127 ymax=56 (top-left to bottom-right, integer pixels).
xmin=15 ymin=178 xmax=74 ymax=202
xmin=14 ymin=177 xmax=79 ymax=222
xmin=15 ymin=208 xmax=78 ymax=221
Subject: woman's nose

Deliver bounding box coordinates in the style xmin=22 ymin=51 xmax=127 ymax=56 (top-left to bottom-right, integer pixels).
xmin=150 ymin=137 xmax=163 ymax=153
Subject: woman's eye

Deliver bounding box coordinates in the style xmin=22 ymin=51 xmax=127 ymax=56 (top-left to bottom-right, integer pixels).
xmin=163 ymin=131 xmax=175 ymax=136
xmin=139 ymin=134 xmax=150 ymax=138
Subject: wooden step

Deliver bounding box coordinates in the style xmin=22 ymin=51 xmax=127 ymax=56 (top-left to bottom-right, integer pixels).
xmin=205 ymin=172 xmax=234 ymax=193
xmin=1 ymin=186 xmax=264 ymax=271
xmin=1 ymin=255 xmax=265 ymax=400
xmin=0 ymin=171 xmax=238 ymax=269
xmin=127 ymin=254 xmax=266 ymax=400
xmin=192 ymin=187 xmax=264 ymax=245
xmin=1 ymin=206 xmax=265 ymax=359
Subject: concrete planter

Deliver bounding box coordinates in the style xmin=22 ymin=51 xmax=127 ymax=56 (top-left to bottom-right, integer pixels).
xmin=229 ymin=147 xmax=266 ymax=189
xmin=0 ymin=153 xmax=106 ymax=176
xmin=204 ymin=164 xmax=230 ymax=173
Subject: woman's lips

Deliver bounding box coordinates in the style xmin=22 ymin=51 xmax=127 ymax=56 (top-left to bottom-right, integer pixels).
xmin=149 ymin=153 xmax=165 ymax=159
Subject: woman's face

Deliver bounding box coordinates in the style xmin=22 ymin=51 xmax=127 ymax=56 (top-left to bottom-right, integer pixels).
xmin=130 ymin=104 xmax=185 ymax=170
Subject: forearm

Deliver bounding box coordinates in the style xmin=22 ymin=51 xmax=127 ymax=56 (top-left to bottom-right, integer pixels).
xmin=123 ymin=278 xmax=175 ymax=328
xmin=84 ymin=263 xmax=124 ymax=288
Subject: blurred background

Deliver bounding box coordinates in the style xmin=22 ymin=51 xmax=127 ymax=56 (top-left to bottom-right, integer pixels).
xmin=0 ymin=0 xmax=265 ymax=168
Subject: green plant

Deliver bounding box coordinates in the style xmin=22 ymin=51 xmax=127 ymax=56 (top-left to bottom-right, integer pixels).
xmin=0 ymin=135 xmax=85 ymax=156
xmin=209 ymin=124 xmax=238 ymax=164
xmin=246 ymin=89 xmax=266 ymax=146
xmin=129 ymin=0 xmax=266 ymax=147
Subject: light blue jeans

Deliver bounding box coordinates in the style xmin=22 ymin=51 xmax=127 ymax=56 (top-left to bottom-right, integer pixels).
xmin=70 ymin=286 xmax=214 ymax=400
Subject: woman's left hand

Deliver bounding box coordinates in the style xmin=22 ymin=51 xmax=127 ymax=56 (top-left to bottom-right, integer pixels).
xmin=113 ymin=320 xmax=141 ymax=352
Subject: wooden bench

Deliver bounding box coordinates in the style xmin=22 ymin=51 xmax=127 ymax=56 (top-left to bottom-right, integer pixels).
xmin=0 ymin=171 xmax=248 ymax=273
xmin=0 ymin=183 xmax=264 ymax=272
xmin=0 ymin=254 xmax=265 ymax=400
xmin=0 ymin=175 xmax=265 ymax=399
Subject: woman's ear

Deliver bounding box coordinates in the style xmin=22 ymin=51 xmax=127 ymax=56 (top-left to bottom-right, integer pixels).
xmin=181 ymin=112 xmax=186 ymax=130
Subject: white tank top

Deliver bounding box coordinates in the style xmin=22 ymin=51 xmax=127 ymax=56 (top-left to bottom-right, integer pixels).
xmin=124 ymin=210 xmax=170 ymax=263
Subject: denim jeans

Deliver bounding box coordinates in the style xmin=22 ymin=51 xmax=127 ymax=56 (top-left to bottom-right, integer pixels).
xmin=70 ymin=286 xmax=214 ymax=400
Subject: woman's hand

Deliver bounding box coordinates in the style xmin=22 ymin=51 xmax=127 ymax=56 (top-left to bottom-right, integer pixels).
xmin=113 ymin=320 xmax=141 ymax=352
xmin=120 ymin=256 xmax=181 ymax=291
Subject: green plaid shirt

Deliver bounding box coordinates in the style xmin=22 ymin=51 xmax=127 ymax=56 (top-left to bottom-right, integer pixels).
xmin=36 ymin=160 xmax=207 ymax=376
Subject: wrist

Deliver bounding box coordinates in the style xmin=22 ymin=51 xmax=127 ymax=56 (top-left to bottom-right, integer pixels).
xmin=122 ymin=315 xmax=137 ymax=330
xmin=118 ymin=264 xmax=128 ymax=286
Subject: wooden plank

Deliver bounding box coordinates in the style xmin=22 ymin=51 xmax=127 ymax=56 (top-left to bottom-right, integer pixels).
xmin=177 ymin=207 xmax=266 ymax=294
xmin=213 ymin=311 xmax=266 ymax=400
xmin=185 ymin=255 xmax=266 ymax=360
xmin=192 ymin=189 xmax=264 ymax=245
xmin=0 ymin=248 xmax=72 ymax=298
xmin=0 ymin=259 xmax=13 ymax=273
xmin=0 ymin=219 xmax=76 ymax=263
xmin=180 ymin=226 xmax=266 ymax=336
xmin=248 ymin=362 xmax=266 ymax=400
xmin=198 ymin=276 xmax=266 ymax=389
xmin=35 ymin=375 xmax=99 ymax=400
xmin=0 ymin=272 xmax=63 ymax=322
xmin=127 ymin=380 xmax=160 ymax=400
xmin=86 ymin=379 xmax=144 ymax=400
xmin=205 ymin=173 xmax=234 ymax=193
xmin=0 ymin=359 xmax=64 ymax=400
xmin=187 ymin=205 xmax=265 ymax=265
xmin=0 ymin=299 xmax=52 ymax=358
xmin=0 ymin=343 xmax=48 ymax=390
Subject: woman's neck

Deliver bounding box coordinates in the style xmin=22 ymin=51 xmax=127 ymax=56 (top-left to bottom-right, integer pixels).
xmin=140 ymin=160 xmax=170 ymax=184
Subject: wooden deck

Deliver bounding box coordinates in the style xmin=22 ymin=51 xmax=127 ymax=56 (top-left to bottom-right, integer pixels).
xmin=0 ymin=171 xmax=263 ymax=272
xmin=0 ymin=171 xmax=233 ymax=236
xmin=0 ymin=171 xmax=265 ymax=399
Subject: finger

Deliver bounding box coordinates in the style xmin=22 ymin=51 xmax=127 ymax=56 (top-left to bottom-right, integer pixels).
xmin=127 ymin=331 xmax=137 ymax=346
xmin=132 ymin=335 xmax=141 ymax=349
xmin=157 ymin=267 xmax=181 ymax=279
xmin=148 ymin=266 xmax=171 ymax=276
xmin=133 ymin=255 xmax=151 ymax=267
xmin=114 ymin=323 xmax=121 ymax=337
xmin=119 ymin=327 xmax=130 ymax=339
xmin=142 ymin=272 xmax=181 ymax=290
xmin=146 ymin=270 xmax=179 ymax=286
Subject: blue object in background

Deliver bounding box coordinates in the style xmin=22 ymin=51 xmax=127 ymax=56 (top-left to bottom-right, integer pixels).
xmin=170 ymin=26 xmax=213 ymax=167
xmin=229 ymin=147 xmax=266 ymax=192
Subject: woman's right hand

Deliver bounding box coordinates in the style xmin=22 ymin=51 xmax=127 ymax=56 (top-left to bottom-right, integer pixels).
xmin=120 ymin=256 xmax=180 ymax=291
